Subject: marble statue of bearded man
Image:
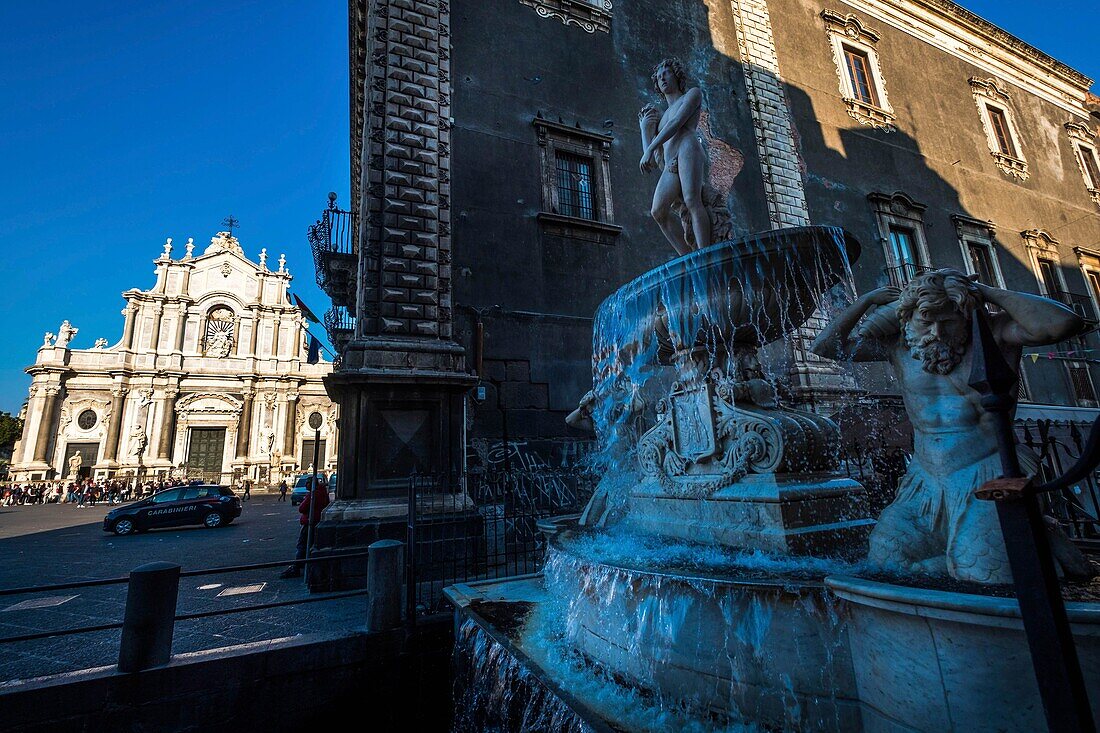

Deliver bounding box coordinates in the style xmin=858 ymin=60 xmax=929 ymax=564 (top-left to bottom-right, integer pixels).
xmin=812 ymin=269 xmax=1093 ymax=584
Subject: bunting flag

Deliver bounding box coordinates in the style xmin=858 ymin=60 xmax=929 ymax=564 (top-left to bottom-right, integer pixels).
xmin=307 ymin=335 xmax=322 ymax=365
xmin=292 ymin=294 xmax=322 ymax=324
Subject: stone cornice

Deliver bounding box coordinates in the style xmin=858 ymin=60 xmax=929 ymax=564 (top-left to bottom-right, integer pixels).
xmin=839 ymin=0 xmax=1093 ymax=115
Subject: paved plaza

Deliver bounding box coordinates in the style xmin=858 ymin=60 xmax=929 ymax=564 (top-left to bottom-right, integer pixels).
xmin=0 ymin=496 xmax=367 ymax=684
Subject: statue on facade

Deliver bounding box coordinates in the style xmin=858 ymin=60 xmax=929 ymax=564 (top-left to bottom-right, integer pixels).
xmin=811 ymin=269 xmax=1094 ymax=583
xmin=639 ymin=58 xmax=728 ymax=255
xmin=93 ymin=338 xmax=109 ymax=349
xmin=67 ymin=452 xmax=82 ymax=479
xmin=130 ymin=426 xmax=148 ymax=461
xmin=42 ymin=332 xmax=55 ymax=348
xmin=55 ymin=321 xmax=78 ymax=349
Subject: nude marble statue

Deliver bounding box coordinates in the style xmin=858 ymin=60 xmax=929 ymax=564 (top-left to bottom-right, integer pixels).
xmin=812 ymin=269 xmax=1093 ymax=583
xmin=639 ymin=58 xmax=711 ymax=256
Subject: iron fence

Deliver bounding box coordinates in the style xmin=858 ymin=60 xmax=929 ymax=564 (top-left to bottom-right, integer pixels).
xmin=406 ymin=468 xmax=595 ymax=617
xmin=841 ymin=418 xmax=1100 ymax=546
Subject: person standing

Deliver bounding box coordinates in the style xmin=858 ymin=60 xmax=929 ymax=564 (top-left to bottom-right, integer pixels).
xmin=242 ymin=479 xmax=252 ymax=501
xmin=279 ymin=477 xmax=330 ymax=579
xmin=277 ymin=479 xmax=288 ymax=502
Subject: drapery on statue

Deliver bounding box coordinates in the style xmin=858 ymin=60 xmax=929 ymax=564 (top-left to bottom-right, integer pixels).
xmin=67 ymin=452 xmax=82 ymax=478
xmin=639 ymin=58 xmax=715 ymax=256
xmin=812 ymin=269 xmax=1094 ymax=584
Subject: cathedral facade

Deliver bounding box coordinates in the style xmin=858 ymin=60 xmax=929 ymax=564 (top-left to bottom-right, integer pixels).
xmin=11 ymin=232 xmax=337 ymax=485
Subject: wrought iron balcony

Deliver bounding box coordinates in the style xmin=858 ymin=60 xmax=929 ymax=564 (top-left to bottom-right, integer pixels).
xmin=308 ymin=193 xmax=357 ymax=308
xmin=882 ymin=262 xmax=933 ymax=288
xmin=323 ymin=304 xmax=356 ymax=355
xmin=1049 ymin=289 xmax=1099 ymax=325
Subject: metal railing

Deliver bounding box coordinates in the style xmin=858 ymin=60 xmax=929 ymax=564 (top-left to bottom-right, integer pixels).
xmin=882 ymin=262 xmax=932 ymax=288
xmin=841 ymin=418 xmax=1100 ymax=546
xmin=0 ymin=550 xmax=373 ymax=673
xmin=1049 ymin=289 xmax=1099 ymax=325
xmin=324 ymin=304 xmax=357 ymax=352
xmin=1020 ymin=418 xmax=1100 ymax=547
xmin=406 ymin=468 xmax=595 ymax=617
xmin=307 ymin=194 xmax=356 ymax=293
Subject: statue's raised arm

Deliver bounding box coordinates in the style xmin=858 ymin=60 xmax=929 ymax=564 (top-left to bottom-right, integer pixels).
xmin=810 ymin=286 xmax=900 ymax=362
xmin=976 ymin=281 xmax=1085 ymax=346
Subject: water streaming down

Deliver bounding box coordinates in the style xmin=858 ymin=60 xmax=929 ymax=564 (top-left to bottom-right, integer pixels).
xmin=456 ymin=227 xmax=878 ymax=731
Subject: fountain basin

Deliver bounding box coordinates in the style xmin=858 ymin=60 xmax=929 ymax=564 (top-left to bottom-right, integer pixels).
xmin=593 ymin=226 xmax=859 ymax=373
xmin=543 ymin=528 xmax=862 ymax=731
xmin=827 ymin=575 xmax=1100 ymax=732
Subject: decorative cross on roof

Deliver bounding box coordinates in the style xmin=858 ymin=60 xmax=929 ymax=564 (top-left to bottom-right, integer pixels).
xmin=221 ymin=215 xmax=240 ymax=234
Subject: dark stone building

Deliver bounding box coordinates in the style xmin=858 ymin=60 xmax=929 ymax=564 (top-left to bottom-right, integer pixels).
xmin=311 ymin=0 xmax=1100 ymax=555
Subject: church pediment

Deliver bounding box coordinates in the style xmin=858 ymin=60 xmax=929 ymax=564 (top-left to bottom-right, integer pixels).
xmin=176 ymin=392 xmax=243 ymax=415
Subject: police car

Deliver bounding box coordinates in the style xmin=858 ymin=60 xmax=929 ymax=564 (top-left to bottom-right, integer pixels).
xmin=103 ymin=484 xmax=242 ymax=536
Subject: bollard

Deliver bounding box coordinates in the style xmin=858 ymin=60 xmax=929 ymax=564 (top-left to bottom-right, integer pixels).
xmin=118 ymin=562 xmax=180 ymax=673
xmin=366 ymin=539 xmax=405 ymax=632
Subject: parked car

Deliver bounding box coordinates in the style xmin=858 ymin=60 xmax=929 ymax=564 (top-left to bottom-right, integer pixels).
xmin=103 ymin=485 xmax=242 ymax=536
xmin=291 ymin=474 xmax=335 ymax=506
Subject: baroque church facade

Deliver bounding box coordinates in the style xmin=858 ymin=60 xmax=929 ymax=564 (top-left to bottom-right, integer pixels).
xmin=11 ymin=232 xmax=337 ymax=484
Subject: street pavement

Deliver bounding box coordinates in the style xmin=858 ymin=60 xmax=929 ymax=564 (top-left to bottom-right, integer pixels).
xmin=0 ymin=496 xmax=368 ymax=683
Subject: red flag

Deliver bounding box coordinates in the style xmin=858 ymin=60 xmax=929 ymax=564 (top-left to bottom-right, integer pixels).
xmin=292 ymin=294 xmax=322 ymax=324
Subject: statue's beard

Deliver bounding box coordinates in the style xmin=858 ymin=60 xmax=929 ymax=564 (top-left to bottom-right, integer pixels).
xmin=905 ymin=328 xmax=967 ymax=375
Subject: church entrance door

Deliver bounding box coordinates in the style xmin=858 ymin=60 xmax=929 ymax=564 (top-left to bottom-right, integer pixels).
xmin=186 ymin=428 xmax=226 ymax=483
xmin=63 ymin=443 xmax=98 ymax=480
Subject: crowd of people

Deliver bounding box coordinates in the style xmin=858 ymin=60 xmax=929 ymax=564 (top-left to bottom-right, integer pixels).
xmin=0 ymin=478 xmax=191 ymax=508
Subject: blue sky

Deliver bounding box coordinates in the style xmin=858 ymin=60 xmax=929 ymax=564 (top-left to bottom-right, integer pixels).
xmin=0 ymin=1 xmax=1096 ymax=414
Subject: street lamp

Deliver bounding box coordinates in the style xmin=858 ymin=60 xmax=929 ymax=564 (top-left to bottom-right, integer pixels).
xmin=304 ymin=412 xmax=324 ymax=579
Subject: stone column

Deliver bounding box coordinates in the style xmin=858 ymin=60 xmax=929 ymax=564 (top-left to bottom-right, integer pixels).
xmin=156 ymin=389 xmax=179 ymax=460
xmin=103 ymin=385 xmax=128 ymax=463
xmin=270 ymin=316 xmax=281 ymax=358
xmin=249 ymin=307 xmax=261 ymax=356
xmin=121 ymin=305 xmax=138 ymax=350
xmin=174 ymin=305 xmax=188 ymax=353
xmin=232 ymin=315 xmax=243 ymax=356
xmin=149 ymin=304 xmax=164 ymax=353
xmin=283 ymin=393 xmax=298 ymax=455
xmin=235 ymin=387 xmax=255 ymax=459
xmin=31 ymin=386 xmax=60 ymax=463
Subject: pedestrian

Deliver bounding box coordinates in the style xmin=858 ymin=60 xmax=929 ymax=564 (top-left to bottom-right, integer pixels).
xmin=278 ymin=479 xmax=288 ymax=502
xmin=242 ymin=479 xmax=252 ymax=501
xmin=279 ymin=476 xmax=330 ymax=579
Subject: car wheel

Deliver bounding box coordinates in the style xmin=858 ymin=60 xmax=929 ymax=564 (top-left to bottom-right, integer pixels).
xmin=113 ymin=518 xmax=135 ymax=536
xmin=203 ymin=511 xmax=224 ymax=529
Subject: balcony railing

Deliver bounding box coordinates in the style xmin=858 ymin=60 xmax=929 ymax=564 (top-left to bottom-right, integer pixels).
xmin=308 ymin=194 xmax=356 ymax=300
xmin=1049 ymin=289 xmax=1099 ymax=325
xmin=882 ymin=262 xmax=932 ymax=288
xmin=324 ymin=305 xmax=356 ymax=354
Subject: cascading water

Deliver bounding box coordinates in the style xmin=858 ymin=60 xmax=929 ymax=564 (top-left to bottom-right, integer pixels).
xmin=452 ymin=227 xmax=879 ymax=732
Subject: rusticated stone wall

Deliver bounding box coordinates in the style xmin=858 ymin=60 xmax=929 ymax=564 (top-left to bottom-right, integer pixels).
xmin=358 ymin=0 xmax=452 ymax=341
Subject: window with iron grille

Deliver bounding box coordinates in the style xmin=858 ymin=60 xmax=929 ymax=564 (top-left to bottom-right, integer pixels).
xmin=1067 ymin=364 xmax=1098 ymax=405
xmin=843 ymin=46 xmax=879 ymax=107
xmin=555 ymin=151 xmax=595 ymax=220
xmin=534 ymin=117 xmax=619 ymax=242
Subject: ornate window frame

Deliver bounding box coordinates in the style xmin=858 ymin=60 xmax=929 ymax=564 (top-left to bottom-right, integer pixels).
xmin=1021 ymin=229 xmax=1068 ymax=298
xmin=1073 ymin=246 xmax=1100 ymax=322
xmin=821 ymin=10 xmax=896 ymax=133
xmin=1065 ymin=121 xmax=1100 ymax=207
xmin=533 ymin=116 xmax=621 ymax=243
xmin=869 ymin=192 xmax=930 ymax=282
xmin=952 ymin=214 xmax=1005 ymax=288
xmin=519 ymin=0 xmax=611 ymax=34
xmin=969 ymin=78 xmax=1029 ymax=180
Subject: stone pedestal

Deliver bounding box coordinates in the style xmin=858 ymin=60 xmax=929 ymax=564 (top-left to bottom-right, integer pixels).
xmin=629 ymin=366 xmax=873 ymax=557
xmin=309 ymin=340 xmax=475 ymax=591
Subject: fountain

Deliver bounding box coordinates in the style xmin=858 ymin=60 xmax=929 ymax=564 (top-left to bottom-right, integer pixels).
xmin=446 ymin=61 xmax=1098 ymax=732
